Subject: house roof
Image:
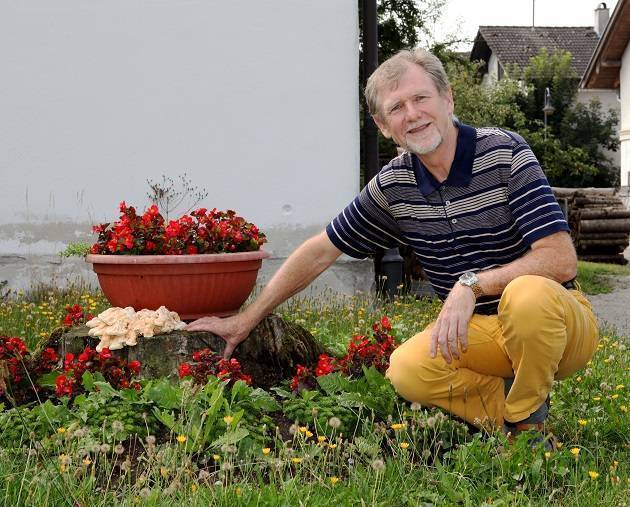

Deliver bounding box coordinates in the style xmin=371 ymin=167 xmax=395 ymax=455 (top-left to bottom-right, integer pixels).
xmin=582 ymin=0 xmax=630 ymax=88
xmin=470 ymin=26 xmax=600 ymax=77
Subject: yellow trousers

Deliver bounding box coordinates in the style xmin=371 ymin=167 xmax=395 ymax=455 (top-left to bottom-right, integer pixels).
xmin=386 ymin=275 xmax=599 ymax=428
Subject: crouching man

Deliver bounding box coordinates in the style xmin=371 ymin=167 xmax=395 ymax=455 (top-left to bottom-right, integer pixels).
xmin=187 ymin=48 xmax=598 ymax=442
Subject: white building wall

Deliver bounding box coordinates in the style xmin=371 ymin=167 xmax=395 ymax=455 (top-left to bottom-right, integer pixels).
xmin=481 ymin=52 xmax=499 ymax=87
xmin=575 ymin=88 xmax=622 ymax=170
xmin=621 ymin=42 xmax=630 ymax=188
xmin=0 ymin=1 xmax=370 ymax=293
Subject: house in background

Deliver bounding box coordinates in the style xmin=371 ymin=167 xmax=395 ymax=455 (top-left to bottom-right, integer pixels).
xmin=581 ymin=0 xmax=630 ymax=193
xmin=469 ymin=3 xmax=620 ymax=168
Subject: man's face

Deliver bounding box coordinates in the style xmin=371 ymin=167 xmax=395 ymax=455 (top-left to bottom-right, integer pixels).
xmin=373 ymin=63 xmax=454 ymax=156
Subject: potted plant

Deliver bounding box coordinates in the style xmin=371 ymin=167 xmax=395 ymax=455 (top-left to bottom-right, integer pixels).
xmin=85 ymin=202 xmax=269 ymax=319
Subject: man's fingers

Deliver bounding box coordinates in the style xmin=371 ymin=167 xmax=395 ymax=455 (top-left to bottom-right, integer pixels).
xmin=185 ymin=318 xmax=209 ymax=331
xmin=447 ymin=320 xmax=459 ymax=360
xmin=437 ymin=320 xmax=452 ymax=363
xmin=223 ymin=341 xmax=236 ymax=360
xmin=458 ymin=320 xmax=469 ymax=353
xmin=430 ymin=321 xmax=441 ymax=358
xmin=185 ymin=317 xmax=218 ymax=332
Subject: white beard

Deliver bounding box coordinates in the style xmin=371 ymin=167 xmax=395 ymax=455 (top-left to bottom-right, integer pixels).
xmin=404 ymin=129 xmax=443 ymax=155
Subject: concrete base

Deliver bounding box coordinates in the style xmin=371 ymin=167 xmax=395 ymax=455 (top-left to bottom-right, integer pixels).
xmin=0 ymin=253 xmax=376 ymax=299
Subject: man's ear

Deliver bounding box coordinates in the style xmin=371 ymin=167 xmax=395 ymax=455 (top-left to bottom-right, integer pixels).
xmin=373 ymin=115 xmax=391 ymax=139
xmin=446 ymin=87 xmax=454 ymax=115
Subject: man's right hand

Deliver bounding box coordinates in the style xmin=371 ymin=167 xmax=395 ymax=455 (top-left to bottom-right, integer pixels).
xmin=185 ymin=315 xmax=253 ymax=359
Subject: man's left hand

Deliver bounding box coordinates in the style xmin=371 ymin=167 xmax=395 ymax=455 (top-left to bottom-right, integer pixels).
xmin=429 ymin=283 xmax=476 ymax=363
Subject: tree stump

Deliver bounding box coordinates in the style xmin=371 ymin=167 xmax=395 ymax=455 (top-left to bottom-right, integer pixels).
xmin=47 ymin=315 xmax=327 ymax=390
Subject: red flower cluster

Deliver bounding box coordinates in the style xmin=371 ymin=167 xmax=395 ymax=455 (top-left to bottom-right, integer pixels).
xmin=0 ymin=336 xmax=58 ymax=403
xmin=178 ymin=348 xmax=252 ymax=386
xmin=62 ymin=304 xmax=94 ymax=328
xmin=0 ymin=336 xmax=30 ymax=391
xmin=290 ymin=316 xmax=398 ymax=391
xmin=55 ymin=347 xmax=141 ymax=397
xmin=90 ymin=202 xmax=266 ymax=255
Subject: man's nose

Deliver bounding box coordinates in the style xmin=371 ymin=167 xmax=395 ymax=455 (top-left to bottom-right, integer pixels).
xmin=403 ymin=101 xmax=422 ymax=121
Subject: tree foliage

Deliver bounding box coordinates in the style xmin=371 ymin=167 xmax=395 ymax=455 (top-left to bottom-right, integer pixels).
xmin=451 ymin=48 xmax=619 ymax=187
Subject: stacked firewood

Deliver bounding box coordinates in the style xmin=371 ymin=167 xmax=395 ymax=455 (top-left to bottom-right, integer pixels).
xmin=553 ymin=188 xmax=630 ymax=265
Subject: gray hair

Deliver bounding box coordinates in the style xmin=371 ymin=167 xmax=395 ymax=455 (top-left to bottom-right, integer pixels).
xmin=365 ymin=48 xmax=451 ymax=117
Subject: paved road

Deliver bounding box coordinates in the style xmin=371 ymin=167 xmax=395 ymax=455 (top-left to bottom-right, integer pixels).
xmin=587 ymin=245 xmax=630 ymax=337
xmin=588 ymin=275 xmax=630 ymax=337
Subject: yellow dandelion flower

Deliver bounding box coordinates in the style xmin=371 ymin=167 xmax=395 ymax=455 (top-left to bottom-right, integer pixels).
xmin=262 ymin=448 xmax=271 ymax=455
xmin=544 ymin=452 xmax=551 ymax=459
xmin=60 ymin=464 xmax=66 ymax=472
xmin=555 ymin=442 xmax=563 ymax=449
xmin=570 ymin=447 xmax=580 ymax=456
xmin=57 ymin=427 xmax=66 ymax=434
xmin=616 ymin=385 xmax=624 ymax=390
xmin=621 ymin=405 xmax=628 ymax=413
xmin=576 ymin=376 xmax=582 ymax=382
xmin=191 ymin=483 xmax=198 ymax=493
xmin=329 ymin=476 xmax=340 ymax=485
xmin=578 ymin=419 xmax=588 ymax=426
xmin=611 ymin=394 xmax=619 ymax=399
xmin=400 ymin=442 xmax=410 ymax=449
xmin=305 ymin=431 xmax=313 ymax=438
xmin=328 ymin=443 xmax=338 ymax=449
xmin=176 ymin=435 xmax=187 ymax=444
xmin=291 ymin=457 xmax=303 ymax=464
xmin=212 ymin=455 xmax=220 ymax=461
xmin=593 ymin=396 xmax=601 ymax=401
xmin=588 ymin=471 xmax=599 ymax=479
xmin=160 ymin=467 xmax=169 ymax=477
xmin=318 ymin=435 xmax=327 ymax=442
xmin=82 ymin=458 xmax=92 ymax=465
xmin=298 ymin=426 xmax=308 ymax=433
xmin=236 ymin=487 xmax=242 ymax=496
xmin=390 ymin=423 xmax=406 ymax=430
xmin=223 ymin=415 xmax=234 ymax=425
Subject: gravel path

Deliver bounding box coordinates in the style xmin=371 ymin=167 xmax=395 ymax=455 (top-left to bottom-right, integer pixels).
xmin=588 ymin=275 xmax=630 ymax=337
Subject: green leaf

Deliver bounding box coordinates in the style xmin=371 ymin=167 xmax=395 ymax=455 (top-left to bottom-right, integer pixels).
xmin=270 ymin=387 xmax=293 ymax=399
xmin=300 ymin=390 xmax=319 ymax=402
xmin=81 ymin=371 xmax=94 ymax=391
xmin=246 ymin=388 xmax=280 ymax=412
xmin=229 ymin=380 xmax=251 ymax=404
xmin=143 ymin=380 xmax=182 ymax=409
xmin=210 ymin=427 xmax=249 ymax=448
xmin=93 ymin=381 xmax=120 ymax=398
xmin=317 ymin=372 xmax=354 ymax=395
xmin=152 ymin=408 xmax=176 ymax=430
xmin=37 ymin=371 xmax=60 ymax=388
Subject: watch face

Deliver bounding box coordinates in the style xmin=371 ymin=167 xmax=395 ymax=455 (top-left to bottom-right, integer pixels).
xmin=460 ymin=272 xmax=477 ymax=285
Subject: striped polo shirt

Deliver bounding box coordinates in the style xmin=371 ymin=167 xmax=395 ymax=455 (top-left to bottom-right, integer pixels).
xmin=326 ymin=122 xmax=570 ymax=314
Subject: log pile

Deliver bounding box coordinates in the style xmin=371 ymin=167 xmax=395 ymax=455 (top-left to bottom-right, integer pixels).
xmin=553 ymin=187 xmax=630 ymax=265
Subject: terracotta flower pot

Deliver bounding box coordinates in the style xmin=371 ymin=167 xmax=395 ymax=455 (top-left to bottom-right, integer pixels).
xmin=86 ymin=250 xmax=270 ymax=320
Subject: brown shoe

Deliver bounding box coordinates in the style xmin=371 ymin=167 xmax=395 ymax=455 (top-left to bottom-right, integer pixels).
xmin=503 ymin=422 xmax=557 ymax=451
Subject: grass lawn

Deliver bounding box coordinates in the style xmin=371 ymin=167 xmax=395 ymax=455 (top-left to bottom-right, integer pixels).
xmin=576 ymin=260 xmax=630 ymax=295
xmin=0 ymin=283 xmax=627 ymax=506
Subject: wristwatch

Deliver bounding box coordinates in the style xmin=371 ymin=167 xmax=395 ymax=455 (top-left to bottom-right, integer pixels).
xmin=458 ymin=271 xmax=484 ymax=299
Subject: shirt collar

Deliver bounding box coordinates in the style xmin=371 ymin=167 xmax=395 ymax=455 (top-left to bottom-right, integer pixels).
xmin=412 ymin=121 xmax=476 ymax=196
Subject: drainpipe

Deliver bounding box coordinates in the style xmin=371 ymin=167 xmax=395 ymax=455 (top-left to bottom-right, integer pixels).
xmin=362 ymin=0 xmax=403 ymax=299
